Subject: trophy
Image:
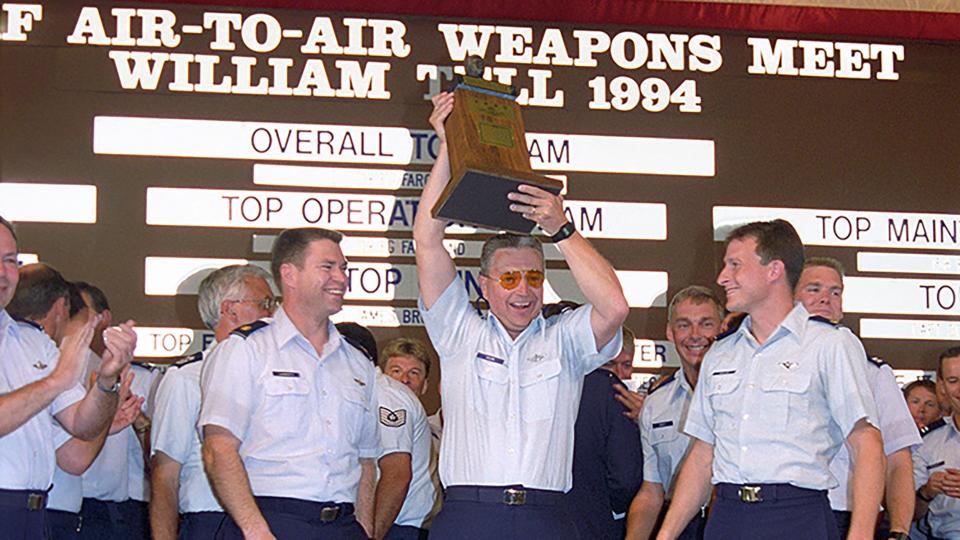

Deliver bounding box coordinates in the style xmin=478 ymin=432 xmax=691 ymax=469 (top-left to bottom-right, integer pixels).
xmin=431 ymin=56 xmax=564 ymax=234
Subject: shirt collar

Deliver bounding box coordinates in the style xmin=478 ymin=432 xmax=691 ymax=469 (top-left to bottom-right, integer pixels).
xmin=487 ymin=311 xmax=545 ymax=345
xmin=677 ymin=369 xmax=695 ymax=396
xmin=272 ymin=306 xmax=343 ymax=360
xmin=0 ymin=309 xmax=13 ymax=337
xmin=739 ymin=302 xmax=809 ymax=346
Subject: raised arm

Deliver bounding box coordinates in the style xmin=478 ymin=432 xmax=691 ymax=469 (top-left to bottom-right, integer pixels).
xmin=413 ymin=92 xmax=457 ymax=309
xmin=506 ymin=185 xmax=629 ymax=348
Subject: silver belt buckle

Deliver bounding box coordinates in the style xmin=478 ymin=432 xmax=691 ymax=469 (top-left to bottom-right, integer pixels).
xmin=503 ymin=488 xmax=526 ymax=506
xmin=26 ymin=493 xmax=44 ymax=510
xmin=319 ymin=506 xmax=340 ymax=522
xmin=738 ymin=485 xmax=763 ymax=503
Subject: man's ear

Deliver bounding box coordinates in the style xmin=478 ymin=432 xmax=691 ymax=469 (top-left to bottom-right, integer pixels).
xmin=666 ymin=323 xmax=675 ymax=344
xmin=767 ymin=259 xmax=786 ymax=284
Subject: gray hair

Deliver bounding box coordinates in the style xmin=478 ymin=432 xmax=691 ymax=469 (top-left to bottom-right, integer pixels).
xmin=479 ymin=233 xmax=544 ymax=276
xmin=668 ymin=285 xmax=724 ymax=323
xmin=197 ymin=264 xmax=272 ymax=329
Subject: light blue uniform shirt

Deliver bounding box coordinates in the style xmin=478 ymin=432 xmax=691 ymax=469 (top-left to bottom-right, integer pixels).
xmin=420 ymin=278 xmax=621 ymax=492
xmin=640 ymin=370 xmax=698 ymax=500
xmin=151 ymin=348 xmax=221 ymax=513
xmin=375 ymin=371 xmax=435 ymax=528
xmin=684 ymin=304 xmax=879 ymax=490
xmin=828 ymin=360 xmax=921 ymax=511
xmin=199 ymin=308 xmax=379 ymax=503
xmin=48 ymin=425 xmax=83 ymax=513
xmin=912 ymin=416 xmax=960 ymax=538
xmin=82 ymin=362 xmax=156 ymax=502
xmin=0 ymin=310 xmax=85 ymax=490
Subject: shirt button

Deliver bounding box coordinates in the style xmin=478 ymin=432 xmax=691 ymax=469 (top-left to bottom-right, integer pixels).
xmin=741 ymin=446 xmax=748 ymax=452
xmin=747 ymin=383 xmax=755 ymax=389
xmin=742 ymin=414 xmax=750 ymax=420
xmin=507 ymin=448 xmax=515 ymax=455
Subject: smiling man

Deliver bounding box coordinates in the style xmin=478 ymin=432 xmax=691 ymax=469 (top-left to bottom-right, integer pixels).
xmin=414 ymin=92 xmax=629 ymax=539
xmin=199 ymin=228 xmax=379 ymax=539
xmin=627 ymin=285 xmax=723 ymax=540
xmin=658 ymin=220 xmax=884 ymax=540
xmin=794 ymin=257 xmax=921 ymax=540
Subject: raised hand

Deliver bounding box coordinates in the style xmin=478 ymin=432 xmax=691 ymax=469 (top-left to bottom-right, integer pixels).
xmin=613 ymin=384 xmax=646 ymax=421
xmin=99 ymin=320 xmax=138 ymax=380
xmin=507 ymin=184 xmax=567 ymax=235
xmin=51 ymin=314 xmax=99 ymax=391
xmin=109 ymin=368 xmax=143 ymax=434
xmin=430 ymin=92 xmax=455 ymax=145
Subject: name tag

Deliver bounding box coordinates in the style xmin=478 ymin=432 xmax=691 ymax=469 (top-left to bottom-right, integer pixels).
xmin=272 ymin=371 xmax=301 ymax=378
xmin=476 ymin=352 xmax=505 ymax=365
xmin=712 ymin=369 xmax=737 ymax=376
xmin=927 ymin=460 xmax=946 ymax=470
xmin=652 ymin=420 xmax=674 ymax=429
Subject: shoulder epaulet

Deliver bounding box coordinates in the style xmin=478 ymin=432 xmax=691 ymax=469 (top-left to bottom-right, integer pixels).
xmin=808 ymin=315 xmax=839 ymax=327
xmin=13 ymin=317 xmax=44 ymax=333
xmin=920 ymin=418 xmax=947 ymax=438
xmin=168 ymin=351 xmax=204 ymax=370
xmin=864 ymin=353 xmax=886 ymax=368
xmin=713 ymin=326 xmax=738 ymax=342
xmin=231 ymin=320 xmax=269 ymax=338
xmin=647 ymin=371 xmax=676 ymax=395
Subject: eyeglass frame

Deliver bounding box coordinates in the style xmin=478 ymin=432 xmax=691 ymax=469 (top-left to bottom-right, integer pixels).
xmin=228 ymin=297 xmax=279 ymax=312
xmin=482 ymin=269 xmax=546 ymax=290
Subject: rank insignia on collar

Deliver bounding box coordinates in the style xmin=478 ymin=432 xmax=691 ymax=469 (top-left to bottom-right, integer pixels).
xmin=780 ymin=361 xmax=798 ymax=370
xmin=33 ymin=361 xmax=48 ymax=370
xmin=353 ymin=377 xmax=366 ymax=387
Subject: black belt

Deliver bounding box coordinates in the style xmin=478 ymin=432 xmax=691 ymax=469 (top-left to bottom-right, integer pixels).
xmin=254 ymin=496 xmax=354 ymax=523
xmin=716 ymin=483 xmax=824 ymax=504
xmin=444 ymin=485 xmax=564 ymax=506
xmin=0 ymin=488 xmax=48 ymax=510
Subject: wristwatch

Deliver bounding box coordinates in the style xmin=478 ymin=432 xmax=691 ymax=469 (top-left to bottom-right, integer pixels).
xmin=95 ymin=374 xmax=120 ymax=394
xmin=887 ymin=532 xmax=909 ymax=540
xmin=550 ymin=221 xmax=576 ymax=243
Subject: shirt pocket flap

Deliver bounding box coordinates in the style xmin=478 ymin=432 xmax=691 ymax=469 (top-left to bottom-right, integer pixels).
xmin=518 ymin=359 xmax=562 ymax=388
xmin=705 ymin=376 xmax=740 ymax=396
xmin=263 ymin=376 xmax=310 ymax=396
xmin=651 ymin=422 xmax=680 ymax=443
xmin=476 ymin=360 xmax=510 ymax=385
xmin=760 ymin=373 xmax=811 ymax=394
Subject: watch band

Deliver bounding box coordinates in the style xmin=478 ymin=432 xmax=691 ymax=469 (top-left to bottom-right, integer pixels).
xmin=95 ymin=374 xmax=120 ymax=394
xmin=917 ymin=487 xmax=934 ymax=502
xmin=887 ymin=532 xmax=909 ymax=540
xmin=550 ymin=221 xmax=576 ymax=243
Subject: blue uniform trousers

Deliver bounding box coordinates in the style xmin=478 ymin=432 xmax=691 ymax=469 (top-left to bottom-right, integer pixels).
xmin=705 ymin=484 xmax=840 ymax=540
xmin=655 ymin=504 xmax=707 ymax=540
xmin=214 ymin=497 xmax=366 ymax=539
xmin=179 ymin=511 xmax=226 ymax=540
xmin=78 ymin=498 xmax=150 ymax=539
xmin=0 ymin=488 xmax=50 ymax=539
xmin=383 ymin=524 xmax=428 ymax=540
xmin=429 ymin=485 xmax=579 ymax=540
xmin=48 ymin=509 xmax=82 ymax=538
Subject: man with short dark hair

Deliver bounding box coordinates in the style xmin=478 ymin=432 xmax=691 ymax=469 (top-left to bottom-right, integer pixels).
xmin=151 ymin=264 xmax=274 ymax=540
xmin=658 ymin=220 xmax=883 ymax=540
xmin=200 ymin=228 xmax=379 ymax=539
xmin=627 ymin=285 xmax=724 ymax=540
xmin=0 ymin=217 xmax=137 ymax=538
xmin=795 ymin=256 xmax=921 ymax=540
xmin=912 ymin=347 xmax=960 ymax=539
xmin=415 ymin=93 xmax=629 ymax=539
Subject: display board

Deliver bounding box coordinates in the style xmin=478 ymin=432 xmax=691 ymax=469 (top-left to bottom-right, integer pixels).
xmin=2 ymin=2 xmax=957 ymax=388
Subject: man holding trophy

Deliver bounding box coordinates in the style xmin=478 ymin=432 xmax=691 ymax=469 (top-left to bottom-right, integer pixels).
xmin=413 ymin=80 xmax=629 ymax=539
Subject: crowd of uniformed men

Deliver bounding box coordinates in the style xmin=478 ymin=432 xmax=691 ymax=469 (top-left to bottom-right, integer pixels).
xmin=1 ymin=93 xmax=958 ymax=540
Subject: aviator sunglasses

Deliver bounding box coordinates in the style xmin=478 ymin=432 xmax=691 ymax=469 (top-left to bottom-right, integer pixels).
xmin=488 ymin=269 xmax=545 ymax=290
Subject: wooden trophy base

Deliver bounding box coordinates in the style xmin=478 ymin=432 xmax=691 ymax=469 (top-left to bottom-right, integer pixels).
xmin=432 ymin=75 xmax=563 ymax=234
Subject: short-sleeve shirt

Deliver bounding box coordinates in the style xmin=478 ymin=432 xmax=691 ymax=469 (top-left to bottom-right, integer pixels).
xmin=912 ymin=416 xmax=960 ymax=538
xmin=683 ymin=304 xmax=879 ymax=490
xmin=375 ymin=372 xmax=435 ymax=528
xmin=151 ymin=349 xmax=221 ymax=513
xmin=199 ymin=308 xmax=379 ymax=503
xmin=641 ymin=371 xmax=699 ymax=500
xmin=420 ymin=278 xmax=622 ymax=492
xmin=82 ymin=361 xmax=155 ymax=502
xmin=828 ymin=360 xmax=921 ymax=511
xmin=0 ymin=310 xmax=85 ymax=490
xmin=48 ymin=425 xmax=83 ymax=513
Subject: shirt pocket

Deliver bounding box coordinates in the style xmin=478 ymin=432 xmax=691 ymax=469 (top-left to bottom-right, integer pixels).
xmin=261 ymin=375 xmax=312 ymax=439
xmin=759 ymin=372 xmax=811 ymax=432
xmin=705 ymin=375 xmax=742 ymax=433
xmin=339 ymin=385 xmax=370 ymax=444
xmin=519 ymin=359 xmax=562 ymax=422
xmin=473 ymin=359 xmax=510 ymax=419
xmin=651 ymin=421 xmax=680 ymax=445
